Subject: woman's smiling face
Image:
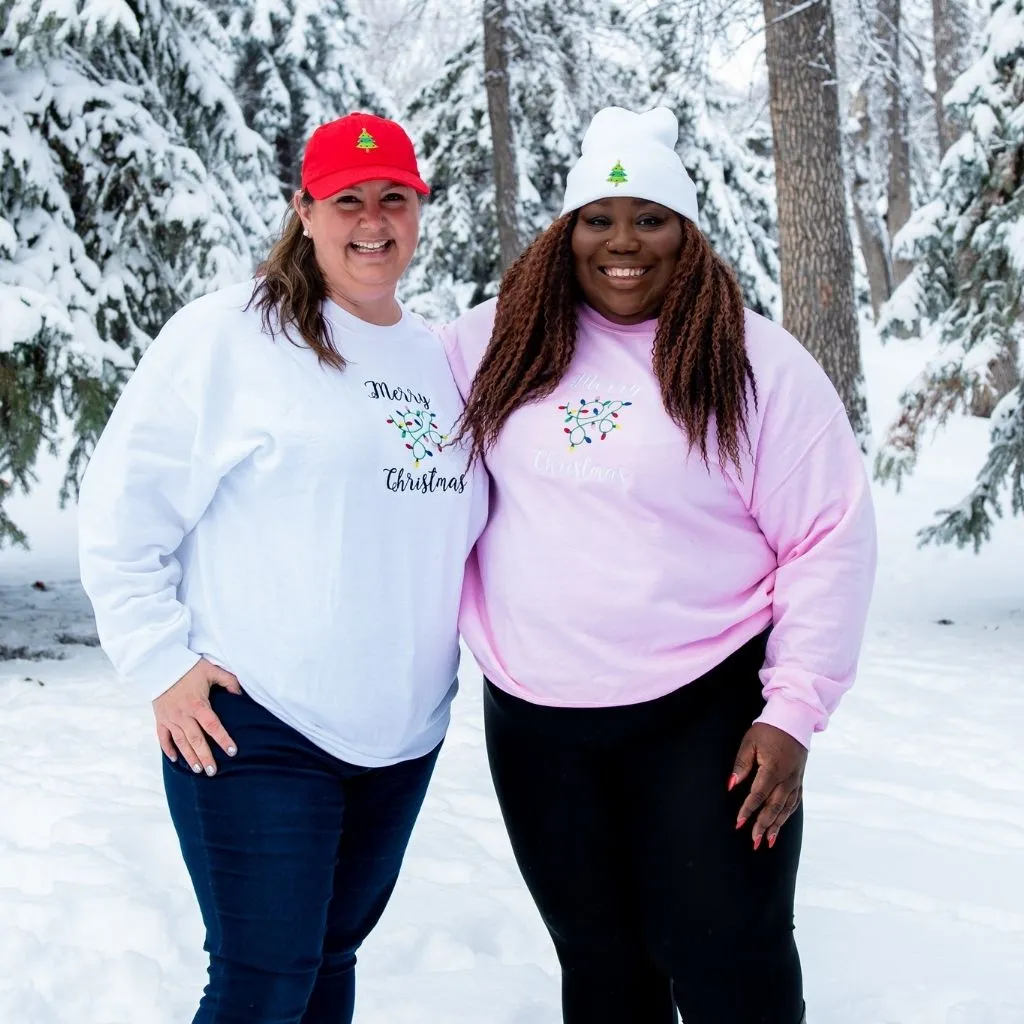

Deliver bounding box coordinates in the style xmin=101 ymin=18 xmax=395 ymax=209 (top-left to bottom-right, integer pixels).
xmin=570 ymin=197 xmax=684 ymax=324
xmin=295 ymin=179 xmax=420 ymax=310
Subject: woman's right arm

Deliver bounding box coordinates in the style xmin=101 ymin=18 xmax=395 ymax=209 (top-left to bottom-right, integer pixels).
xmin=78 ymin=340 xmax=241 ymax=774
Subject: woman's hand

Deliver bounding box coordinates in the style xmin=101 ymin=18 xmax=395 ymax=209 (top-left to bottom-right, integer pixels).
xmin=154 ymin=659 xmax=243 ymax=775
xmin=729 ymin=723 xmax=808 ymax=850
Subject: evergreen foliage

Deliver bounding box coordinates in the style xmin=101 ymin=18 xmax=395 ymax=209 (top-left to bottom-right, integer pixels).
xmin=404 ymin=0 xmax=780 ymax=320
xmin=211 ymin=0 xmax=386 ymax=197
xmin=0 ymin=0 xmax=380 ymax=546
xmin=876 ymin=0 xmax=1024 ymax=549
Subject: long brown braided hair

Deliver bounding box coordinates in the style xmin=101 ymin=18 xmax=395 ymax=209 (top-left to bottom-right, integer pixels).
xmin=455 ymin=213 xmax=757 ymax=472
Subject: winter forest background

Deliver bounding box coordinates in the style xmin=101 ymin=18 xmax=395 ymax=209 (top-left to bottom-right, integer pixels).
xmin=2 ymin=0 xmax=1023 ymax=555
xmin=3 ymin=3 xmax=1024 ymax=1022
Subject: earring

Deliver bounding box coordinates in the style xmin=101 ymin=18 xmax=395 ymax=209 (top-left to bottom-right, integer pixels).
xmin=302 ymin=228 xmax=311 ymax=238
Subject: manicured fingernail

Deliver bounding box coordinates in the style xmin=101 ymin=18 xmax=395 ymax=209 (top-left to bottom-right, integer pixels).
xmin=227 ymin=746 xmax=237 ymax=757
xmin=728 ymin=774 xmax=738 ymax=792
xmin=168 ymin=754 xmax=177 ymax=763
xmin=736 ymin=817 xmax=747 ymax=830
xmin=192 ymin=763 xmax=202 ymax=774
xmin=753 ymin=834 xmax=762 ymax=851
xmin=205 ymin=765 xmax=216 ymax=777
xmin=768 ymin=833 xmax=777 ymax=849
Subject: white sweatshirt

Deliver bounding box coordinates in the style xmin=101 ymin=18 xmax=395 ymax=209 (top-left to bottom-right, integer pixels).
xmin=78 ymin=282 xmax=488 ymax=767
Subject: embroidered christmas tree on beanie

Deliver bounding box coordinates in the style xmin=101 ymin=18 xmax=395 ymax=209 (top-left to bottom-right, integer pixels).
xmin=607 ymin=161 xmax=628 ymax=185
xmin=560 ymin=106 xmax=699 ymax=226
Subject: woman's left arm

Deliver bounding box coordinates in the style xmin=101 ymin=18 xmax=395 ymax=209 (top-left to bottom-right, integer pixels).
xmin=732 ymin=405 xmax=878 ymax=849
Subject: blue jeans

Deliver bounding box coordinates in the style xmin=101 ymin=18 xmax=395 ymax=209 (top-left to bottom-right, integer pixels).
xmin=163 ymin=688 xmax=440 ymax=1024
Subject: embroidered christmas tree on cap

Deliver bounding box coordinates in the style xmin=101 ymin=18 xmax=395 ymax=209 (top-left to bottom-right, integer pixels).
xmin=607 ymin=161 xmax=628 ymax=185
xmin=356 ymin=128 xmax=378 ymax=151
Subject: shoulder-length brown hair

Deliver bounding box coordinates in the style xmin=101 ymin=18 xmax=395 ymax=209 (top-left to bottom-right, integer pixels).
xmin=455 ymin=213 xmax=756 ymax=472
xmin=246 ymin=191 xmax=345 ymax=370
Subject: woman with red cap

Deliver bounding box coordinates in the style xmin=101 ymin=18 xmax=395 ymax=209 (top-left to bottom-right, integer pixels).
xmin=78 ymin=114 xmax=487 ymax=1023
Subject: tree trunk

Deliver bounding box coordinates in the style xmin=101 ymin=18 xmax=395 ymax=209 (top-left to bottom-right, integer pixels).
xmin=933 ymin=0 xmax=975 ymax=157
xmin=763 ymin=0 xmax=869 ymax=441
xmin=850 ymin=88 xmax=893 ymax=320
xmin=483 ymin=0 xmax=521 ymax=272
xmin=877 ymin=0 xmax=913 ymax=287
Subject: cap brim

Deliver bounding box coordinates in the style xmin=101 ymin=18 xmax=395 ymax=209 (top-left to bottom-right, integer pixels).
xmin=306 ymin=166 xmax=431 ymax=200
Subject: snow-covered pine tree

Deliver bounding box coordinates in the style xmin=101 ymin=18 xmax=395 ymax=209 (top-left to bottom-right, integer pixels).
xmin=355 ymin=0 xmax=476 ymax=112
xmin=875 ymin=0 xmax=1024 ymax=549
xmin=404 ymin=0 xmax=780 ymax=321
xmin=400 ymin=39 xmax=496 ymax=320
xmin=679 ymin=102 xmax=779 ymax=318
xmin=641 ymin=0 xmax=780 ymax=318
xmin=212 ymin=0 xmax=387 ymax=198
xmin=836 ymin=0 xmax=945 ymax=321
xmin=402 ymin=0 xmax=639 ymax=320
xmin=0 ymin=0 xmax=280 ymax=548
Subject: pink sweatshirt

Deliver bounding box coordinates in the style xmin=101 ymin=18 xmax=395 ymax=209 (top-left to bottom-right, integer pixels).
xmin=440 ymin=299 xmax=877 ymax=748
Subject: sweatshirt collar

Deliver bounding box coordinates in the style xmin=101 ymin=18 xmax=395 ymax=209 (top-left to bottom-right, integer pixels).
xmin=323 ymin=297 xmax=408 ymax=337
xmin=578 ymin=302 xmax=658 ymax=336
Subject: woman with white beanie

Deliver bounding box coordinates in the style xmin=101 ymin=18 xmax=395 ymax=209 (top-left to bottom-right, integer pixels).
xmin=440 ymin=107 xmax=876 ymax=1023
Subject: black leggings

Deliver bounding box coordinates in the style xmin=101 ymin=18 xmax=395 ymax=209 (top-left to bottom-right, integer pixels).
xmin=484 ymin=634 xmax=804 ymax=1024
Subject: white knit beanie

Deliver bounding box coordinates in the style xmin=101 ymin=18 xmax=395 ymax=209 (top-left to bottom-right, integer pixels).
xmin=560 ymin=106 xmax=699 ymax=226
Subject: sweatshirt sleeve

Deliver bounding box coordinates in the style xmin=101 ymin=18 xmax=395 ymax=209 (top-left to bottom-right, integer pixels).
xmin=748 ymin=377 xmax=878 ymax=749
xmin=436 ymin=298 xmax=498 ymax=400
xmin=78 ymin=345 xmax=223 ymax=702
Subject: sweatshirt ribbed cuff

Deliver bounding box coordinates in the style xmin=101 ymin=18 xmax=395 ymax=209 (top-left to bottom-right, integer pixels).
xmin=755 ymin=695 xmax=823 ymax=751
xmin=126 ymin=645 xmax=202 ymax=702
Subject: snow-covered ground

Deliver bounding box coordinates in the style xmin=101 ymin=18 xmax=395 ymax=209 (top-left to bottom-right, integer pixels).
xmin=2 ymin=326 xmax=1022 ymax=1023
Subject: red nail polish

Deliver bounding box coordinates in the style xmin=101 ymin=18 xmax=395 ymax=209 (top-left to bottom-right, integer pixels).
xmin=753 ymin=835 xmax=762 ymax=850
xmin=728 ymin=774 xmax=739 ymax=792
xmin=768 ymin=834 xmax=777 ymax=849
xmin=736 ymin=817 xmax=747 ymax=830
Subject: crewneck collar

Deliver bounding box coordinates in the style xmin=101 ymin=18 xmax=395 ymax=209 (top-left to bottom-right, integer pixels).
xmin=324 ymin=296 xmax=408 ymax=336
xmin=578 ymin=302 xmax=658 ymax=336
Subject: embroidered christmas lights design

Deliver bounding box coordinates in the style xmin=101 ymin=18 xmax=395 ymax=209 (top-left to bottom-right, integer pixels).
xmin=558 ymin=398 xmax=634 ymax=449
xmin=387 ymin=408 xmax=448 ymax=467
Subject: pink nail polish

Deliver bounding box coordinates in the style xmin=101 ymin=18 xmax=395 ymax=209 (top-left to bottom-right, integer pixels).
xmin=753 ymin=835 xmax=762 ymax=851
xmin=728 ymin=774 xmax=738 ymax=792
xmin=768 ymin=833 xmax=777 ymax=849
xmin=736 ymin=817 xmax=747 ymax=830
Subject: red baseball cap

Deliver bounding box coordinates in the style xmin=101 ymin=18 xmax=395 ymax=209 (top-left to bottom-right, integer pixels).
xmin=300 ymin=113 xmax=430 ymax=200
